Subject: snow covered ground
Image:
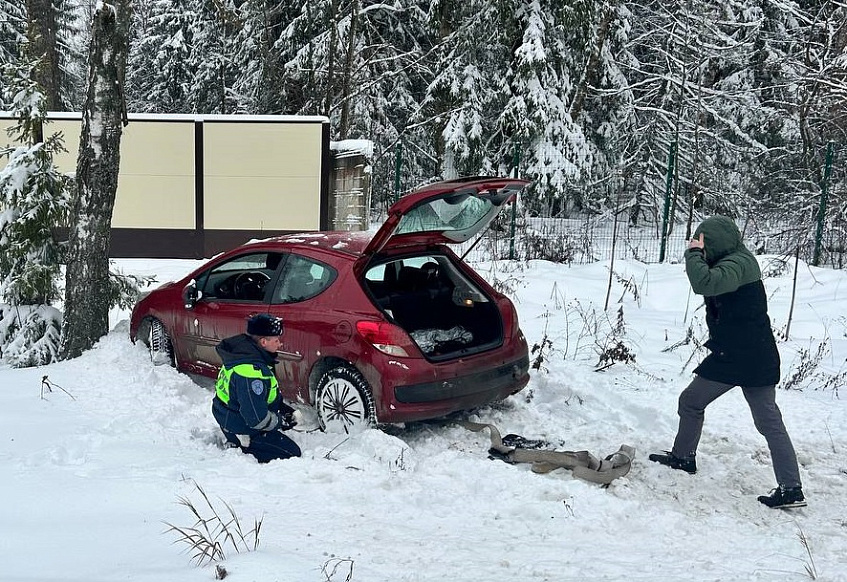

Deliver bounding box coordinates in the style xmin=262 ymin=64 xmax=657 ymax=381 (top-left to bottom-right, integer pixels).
xmin=2 ymin=255 xmax=846 ymax=582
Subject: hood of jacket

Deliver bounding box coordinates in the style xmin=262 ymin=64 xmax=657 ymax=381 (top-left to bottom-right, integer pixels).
xmin=693 ymin=215 xmax=743 ymax=266
xmin=216 ymin=334 xmax=277 ymax=367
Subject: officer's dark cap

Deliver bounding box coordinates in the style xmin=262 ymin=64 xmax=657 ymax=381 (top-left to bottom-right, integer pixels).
xmin=247 ymin=313 xmax=283 ymax=337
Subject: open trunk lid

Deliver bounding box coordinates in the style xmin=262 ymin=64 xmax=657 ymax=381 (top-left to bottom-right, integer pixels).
xmin=358 ymin=177 xmax=529 ymax=267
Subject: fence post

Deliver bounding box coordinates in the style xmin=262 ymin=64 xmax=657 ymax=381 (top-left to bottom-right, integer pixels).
xmin=509 ymin=142 xmax=520 ymax=260
xmin=658 ymin=140 xmax=677 ymax=263
xmin=393 ymin=141 xmax=402 ymax=203
xmin=812 ymin=142 xmax=834 ymax=266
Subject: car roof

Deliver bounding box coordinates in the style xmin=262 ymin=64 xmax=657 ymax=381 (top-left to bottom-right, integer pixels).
xmin=244 ymin=230 xmax=374 ymax=258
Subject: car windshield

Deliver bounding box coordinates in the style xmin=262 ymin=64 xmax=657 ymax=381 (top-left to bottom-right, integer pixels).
xmin=394 ymin=193 xmax=499 ymax=242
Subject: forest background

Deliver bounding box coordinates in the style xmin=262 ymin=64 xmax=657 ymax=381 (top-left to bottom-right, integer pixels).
xmin=2 ymin=0 xmax=847 ymax=265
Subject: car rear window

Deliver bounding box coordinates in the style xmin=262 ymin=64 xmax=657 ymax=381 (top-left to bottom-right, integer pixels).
xmin=395 ymin=194 xmax=493 ymax=241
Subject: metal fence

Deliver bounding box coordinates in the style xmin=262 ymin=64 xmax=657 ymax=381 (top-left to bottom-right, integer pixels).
xmin=369 ymin=142 xmax=845 ymax=268
xmin=370 ymin=205 xmax=847 ymax=267
xmin=454 ymin=214 xmax=692 ymax=264
xmin=454 ymin=212 xmax=847 ymax=267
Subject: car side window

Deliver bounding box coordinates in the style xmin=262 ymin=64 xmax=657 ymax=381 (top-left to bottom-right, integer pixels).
xmin=271 ymin=255 xmax=335 ymax=304
xmin=198 ymin=252 xmax=282 ymax=302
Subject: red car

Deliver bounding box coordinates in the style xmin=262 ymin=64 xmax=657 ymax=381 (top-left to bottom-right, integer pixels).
xmin=130 ymin=177 xmax=530 ymax=429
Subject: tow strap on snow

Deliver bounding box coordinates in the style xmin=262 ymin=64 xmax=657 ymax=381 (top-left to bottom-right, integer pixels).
xmin=458 ymin=421 xmax=636 ymax=485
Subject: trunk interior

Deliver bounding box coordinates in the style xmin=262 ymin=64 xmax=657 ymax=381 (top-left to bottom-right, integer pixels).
xmin=364 ymin=254 xmax=503 ymax=360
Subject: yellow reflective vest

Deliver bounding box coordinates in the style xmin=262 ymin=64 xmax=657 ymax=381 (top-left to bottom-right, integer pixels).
xmin=215 ymin=363 xmax=279 ymax=405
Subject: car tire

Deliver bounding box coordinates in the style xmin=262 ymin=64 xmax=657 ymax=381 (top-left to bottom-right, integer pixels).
xmin=145 ymin=317 xmax=175 ymax=367
xmin=315 ymin=365 xmax=376 ymax=432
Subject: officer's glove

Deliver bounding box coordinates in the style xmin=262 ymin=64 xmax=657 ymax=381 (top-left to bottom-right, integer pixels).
xmin=278 ymin=412 xmax=298 ymax=431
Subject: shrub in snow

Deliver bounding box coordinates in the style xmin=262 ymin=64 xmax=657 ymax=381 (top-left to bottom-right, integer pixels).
xmin=0 ymin=304 xmax=62 ymax=367
xmin=164 ymin=481 xmax=263 ymax=567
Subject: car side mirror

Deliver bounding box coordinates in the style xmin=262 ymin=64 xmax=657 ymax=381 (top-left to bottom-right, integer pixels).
xmin=183 ymin=280 xmax=202 ymax=309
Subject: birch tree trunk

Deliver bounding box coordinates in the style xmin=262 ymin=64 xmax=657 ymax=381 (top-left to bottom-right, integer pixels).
xmin=60 ymin=0 xmax=131 ymax=360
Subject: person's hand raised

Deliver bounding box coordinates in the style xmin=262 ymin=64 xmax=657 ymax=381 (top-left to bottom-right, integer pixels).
xmin=688 ymin=233 xmax=705 ymax=250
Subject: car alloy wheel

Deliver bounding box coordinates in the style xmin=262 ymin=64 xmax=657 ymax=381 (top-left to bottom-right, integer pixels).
xmin=315 ymin=365 xmax=375 ymax=433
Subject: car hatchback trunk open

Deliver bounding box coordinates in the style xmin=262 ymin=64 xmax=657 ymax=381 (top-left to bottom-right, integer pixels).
xmin=364 ymin=255 xmax=503 ymax=360
xmin=130 ymin=177 xmax=529 ymax=429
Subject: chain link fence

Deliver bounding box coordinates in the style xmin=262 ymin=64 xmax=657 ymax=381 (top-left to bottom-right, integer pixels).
xmin=442 ymin=210 xmax=847 ymax=268
xmin=452 ymin=214 xmax=690 ymax=264
xmin=369 ymin=143 xmax=846 ymax=268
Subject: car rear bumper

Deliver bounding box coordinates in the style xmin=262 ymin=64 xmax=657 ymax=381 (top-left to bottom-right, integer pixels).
xmin=395 ymin=355 xmax=529 ymax=403
xmin=373 ymin=353 xmax=530 ymax=424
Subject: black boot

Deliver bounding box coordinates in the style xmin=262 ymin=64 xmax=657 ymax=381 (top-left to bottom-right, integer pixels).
xmin=757 ymin=486 xmax=806 ymax=509
xmin=648 ymin=451 xmax=697 ymax=474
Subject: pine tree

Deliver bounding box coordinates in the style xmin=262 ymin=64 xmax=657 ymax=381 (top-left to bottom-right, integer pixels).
xmin=498 ymin=0 xmax=595 ymax=215
xmin=189 ymin=0 xmax=242 ymax=113
xmin=275 ymin=0 xmax=432 ymax=203
xmin=127 ymin=0 xmax=197 ymax=112
xmin=0 ymin=0 xmax=26 ymax=108
xmin=420 ymin=0 xmax=502 ymax=180
xmin=21 ymin=0 xmax=84 ymax=110
xmin=616 ymin=0 xmax=762 ymax=226
xmin=25 ymin=0 xmax=63 ymax=109
xmin=420 ymin=0 xmax=599 ymax=213
xmin=571 ymin=0 xmax=636 ymax=215
xmin=0 ymin=58 xmax=71 ymax=366
xmin=226 ymin=0 xmax=302 ymax=114
xmin=748 ymin=0 xmax=847 ymax=258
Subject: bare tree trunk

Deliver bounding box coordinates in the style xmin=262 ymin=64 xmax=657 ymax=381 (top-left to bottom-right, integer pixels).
xmin=337 ymin=0 xmax=358 ymax=139
xmin=434 ymin=0 xmax=456 ymax=177
xmin=25 ymin=0 xmax=62 ymax=111
xmin=60 ymin=0 xmax=131 ymax=360
xmin=570 ymin=5 xmax=612 ymax=120
xmin=323 ymin=0 xmax=339 ymax=118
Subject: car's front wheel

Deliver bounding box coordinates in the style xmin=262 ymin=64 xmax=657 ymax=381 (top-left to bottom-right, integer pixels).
xmin=143 ymin=317 xmax=175 ymax=367
xmin=315 ymin=365 xmax=376 ymax=432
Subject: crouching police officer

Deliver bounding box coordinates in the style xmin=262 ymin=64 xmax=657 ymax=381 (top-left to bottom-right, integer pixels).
xmin=212 ymin=313 xmax=301 ymax=463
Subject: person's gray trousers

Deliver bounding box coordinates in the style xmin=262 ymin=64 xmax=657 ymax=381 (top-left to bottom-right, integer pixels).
xmin=671 ymin=375 xmax=802 ymax=488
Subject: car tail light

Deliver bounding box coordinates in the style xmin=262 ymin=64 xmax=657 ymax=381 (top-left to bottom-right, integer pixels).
xmin=356 ymin=321 xmax=420 ymax=358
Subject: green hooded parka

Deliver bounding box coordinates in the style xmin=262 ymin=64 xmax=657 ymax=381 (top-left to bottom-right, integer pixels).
xmin=685 ymin=216 xmax=780 ymax=386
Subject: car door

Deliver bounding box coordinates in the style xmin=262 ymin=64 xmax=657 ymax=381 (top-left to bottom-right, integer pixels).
xmin=266 ymin=253 xmax=337 ymax=403
xmin=181 ymin=251 xmax=283 ymax=375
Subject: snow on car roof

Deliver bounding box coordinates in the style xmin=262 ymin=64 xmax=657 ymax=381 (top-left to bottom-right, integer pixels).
xmin=259 ymin=230 xmax=374 ymax=256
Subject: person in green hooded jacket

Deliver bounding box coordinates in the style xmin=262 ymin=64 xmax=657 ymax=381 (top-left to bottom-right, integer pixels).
xmin=649 ymin=216 xmax=805 ymax=509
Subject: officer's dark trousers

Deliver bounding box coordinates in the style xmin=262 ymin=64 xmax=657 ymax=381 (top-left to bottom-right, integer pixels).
xmin=671 ymin=375 xmax=802 ymax=488
xmin=223 ymin=430 xmax=301 ymax=463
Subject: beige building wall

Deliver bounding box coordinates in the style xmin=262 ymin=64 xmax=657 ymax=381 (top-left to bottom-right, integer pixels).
xmin=2 ymin=115 xmax=327 ymax=231
xmin=1 ymin=117 xmax=196 ymax=229
xmin=2 ymin=113 xmax=329 ymax=257
xmin=203 ymin=122 xmax=323 ymax=231
xmin=0 ymin=117 xmax=81 ymax=173
xmin=46 ymin=119 xmax=82 ymax=173
xmin=113 ymin=121 xmax=196 ymax=229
